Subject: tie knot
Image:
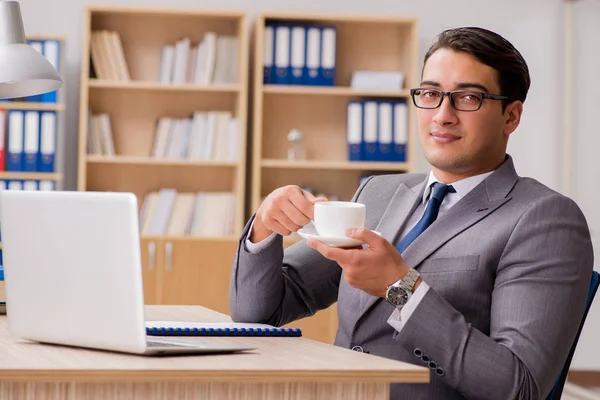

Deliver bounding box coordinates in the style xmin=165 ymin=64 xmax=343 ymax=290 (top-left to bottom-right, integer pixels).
xmin=430 ymin=182 xmax=455 ymax=202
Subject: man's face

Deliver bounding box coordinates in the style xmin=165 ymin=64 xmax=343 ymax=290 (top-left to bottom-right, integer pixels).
xmin=416 ymin=48 xmax=521 ymax=180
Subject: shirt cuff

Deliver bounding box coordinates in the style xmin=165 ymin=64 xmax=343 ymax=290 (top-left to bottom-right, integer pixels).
xmin=245 ymin=219 xmax=277 ymax=253
xmin=387 ymin=280 xmax=430 ymax=333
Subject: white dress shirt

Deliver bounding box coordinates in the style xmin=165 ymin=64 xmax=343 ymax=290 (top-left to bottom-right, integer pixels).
xmin=244 ymin=170 xmax=494 ymax=333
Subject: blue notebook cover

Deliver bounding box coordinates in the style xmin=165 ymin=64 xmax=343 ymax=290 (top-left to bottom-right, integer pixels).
xmin=145 ymin=321 xmax=302 ymax=337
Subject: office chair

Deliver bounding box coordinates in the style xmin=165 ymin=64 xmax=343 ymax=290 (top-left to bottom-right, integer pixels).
xmin=546 ymin=270 xmax=599 ymax=400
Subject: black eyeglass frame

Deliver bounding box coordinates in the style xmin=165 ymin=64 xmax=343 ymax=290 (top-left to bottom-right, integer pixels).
xmin=409 ymin=88 xmax=510 ymax=112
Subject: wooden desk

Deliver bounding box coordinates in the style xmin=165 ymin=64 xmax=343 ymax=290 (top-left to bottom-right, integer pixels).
xmin=0 ymin=305 xmax=429 ymax=400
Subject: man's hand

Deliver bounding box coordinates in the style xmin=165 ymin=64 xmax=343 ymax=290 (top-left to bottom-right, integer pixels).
xmin=306 ymin=227 xmax=420 ymax=297
xmin=250 ymin=185 xmax=328 ymax=242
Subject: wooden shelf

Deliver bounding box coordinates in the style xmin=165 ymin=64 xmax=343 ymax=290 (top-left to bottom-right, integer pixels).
xmin=261 ymin=159 xmax=409 ymax=171
xmin=78 ymin=5 xmax=250 ymax=315
xmin=257 ymin=11 xmax=417 ymax=24
xmin=88 ymin=5 xmax=246 ymax=18
xmin=89 ymin=80 xmax=240 ymax=93
xmin=141 ymin=235 xmax=239 ymax=242
xmin=0 ymin=102 xmax=65 ymax=111
xmin=251 ymin=12 xmax=419 ymax=212
xmin=0 ymin=172 xmax=63 ymax=181
xmin=263 ymin=85 xmax=410 ymax=98
xmin=87 ymin=155 xmax=239 ymax=168
xmin=26 ymin=35 xmax=67 ymax=42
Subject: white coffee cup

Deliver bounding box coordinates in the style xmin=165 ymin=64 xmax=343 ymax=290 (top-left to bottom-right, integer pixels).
xmin=313 ymin=201 xmax=366 ymax=238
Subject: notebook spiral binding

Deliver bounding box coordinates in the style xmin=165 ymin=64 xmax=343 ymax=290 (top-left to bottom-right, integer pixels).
xmin=146 ymin=326 xmax=303 ymax=337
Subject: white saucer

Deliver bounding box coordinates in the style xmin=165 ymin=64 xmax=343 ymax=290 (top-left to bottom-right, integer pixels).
xmin=297 ymin=225 xmax=381 ymax=248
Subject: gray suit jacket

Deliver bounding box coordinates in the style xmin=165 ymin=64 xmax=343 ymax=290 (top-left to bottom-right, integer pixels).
xmin=229 ymin=155 xmax=594 ymax=400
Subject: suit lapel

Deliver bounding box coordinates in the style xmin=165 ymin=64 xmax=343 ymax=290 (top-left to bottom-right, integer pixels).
xmin=353 ymin=155 xmax=519 ymax=327
xmin=401 ymin=186 xmax=510 ymax=269
xmin=374 ymin=179 xmax=427 ymax=244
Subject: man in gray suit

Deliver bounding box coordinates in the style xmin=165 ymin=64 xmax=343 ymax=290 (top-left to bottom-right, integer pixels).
xmin=229 ymin=27 xmax=594 ymax=400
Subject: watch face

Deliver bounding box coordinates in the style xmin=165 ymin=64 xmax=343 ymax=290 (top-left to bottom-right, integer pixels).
xmin=389 ymin=285 xmax=409 ymax=306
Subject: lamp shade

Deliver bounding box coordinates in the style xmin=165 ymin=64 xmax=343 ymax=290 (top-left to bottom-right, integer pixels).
xmin=0 ymin=1 xmax=61 ymax=99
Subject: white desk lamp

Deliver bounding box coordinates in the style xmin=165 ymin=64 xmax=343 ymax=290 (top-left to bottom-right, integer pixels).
xmin=0 ymin=0 xmax=61 ymax=99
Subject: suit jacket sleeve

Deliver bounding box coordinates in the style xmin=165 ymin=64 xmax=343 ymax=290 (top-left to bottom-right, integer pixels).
xmin=229 ymin=177 xmax=374 ymax=326
xmin=394 ymin=194 xmax=594 ymax=400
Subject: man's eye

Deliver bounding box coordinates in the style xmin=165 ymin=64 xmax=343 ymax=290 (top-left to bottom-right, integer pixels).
xmin=460 ymin=93 xmax=481 ymax=101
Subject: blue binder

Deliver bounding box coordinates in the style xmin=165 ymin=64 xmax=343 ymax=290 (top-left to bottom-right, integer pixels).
xmin=40 ymin=40 xmax=60 ymax=103
xmin=303 ymin=25 xmax=320 ymax=86
xmin=289 ymin=25 xmax=306 ymax=85
xmin=347 ymin=101 xmax=363 ymax=161
xmin=263 ymin=23 xmax=275 ymax=84
xmin=273 ymin=24 xmax=290 ymax=85
xmin=392 ymin=100 xmax=409 ymax=162
xmin=377 ymin=101 xmax=393 ymax=161
xmin=362 ymin=101 xmax=378 ymax=161
xmin=319 ymin=26 xmax=336 ymax=86
xmin=26 ymin=40 xmax=44 ymax=103
xmin=23 ymin=111 xmax=40 ymax=172
xmin=38 ymin=111 xmax=57 ymax=172
xmin=6 ymin=110 xmax=24 ymax=172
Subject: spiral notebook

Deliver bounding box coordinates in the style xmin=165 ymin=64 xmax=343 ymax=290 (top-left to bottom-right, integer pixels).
xmin=145 ymin=321 xmax=302 ymax=337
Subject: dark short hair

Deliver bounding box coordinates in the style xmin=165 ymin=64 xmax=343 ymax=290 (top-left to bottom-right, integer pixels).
xmin=423 ymin=27 xmax=531 ymax=110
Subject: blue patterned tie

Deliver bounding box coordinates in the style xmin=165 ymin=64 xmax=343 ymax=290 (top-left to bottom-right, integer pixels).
xmin=395 ymin=182 xmax=456 ymax=254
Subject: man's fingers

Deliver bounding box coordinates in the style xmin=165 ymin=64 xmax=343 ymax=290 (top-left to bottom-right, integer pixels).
xmin=290 ymin=189 xmax=327 ymax=221
xmin=263 ymin=218 xmax=292 ymax=236
xmin=302 ymin=189 xmax=328 ymax=204
xmin=306 ymin=239 xmax=360 ymax=264
xmin=284 ymin=195 xmax=312 ymax=225
xmin=345 ymin=227 xmax=384 ymax=248
xmin=271 ymin=208 xmax=302 ymax=233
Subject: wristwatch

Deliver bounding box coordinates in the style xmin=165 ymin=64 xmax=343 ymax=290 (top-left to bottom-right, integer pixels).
xmin=385 ymin=268 xmax=420 ymax=308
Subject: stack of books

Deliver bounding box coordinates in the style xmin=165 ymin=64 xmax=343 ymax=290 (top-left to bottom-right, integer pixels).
xmin=139 ymin=189 xmax=236 ymax=237
xmin=90 ymin=30 xmax=130 ymax=81
xmin=158 ymin=32 xmax=239 ymax=85
xmin=86 ymin=112 xmax=115 ymax=156
xmin=150 ymin=112 xmax=238 ymax=162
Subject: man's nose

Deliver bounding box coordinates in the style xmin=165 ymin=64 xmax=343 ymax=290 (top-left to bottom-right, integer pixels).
xmin=432 ymin=95 xmax=459 ymax=126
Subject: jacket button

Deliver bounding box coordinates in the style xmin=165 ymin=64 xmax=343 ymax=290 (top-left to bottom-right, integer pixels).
xmin=421 ymin=355 xmax=430 ymax=363
xmin=351 ymin=345 xmax=364 ymax=352
xmin=428 ymin=361 xmax=437 ymax=369
xmin=413 ymin=348 xmax=423 ymax=357
xmin=435 ymin=367 xmax=445 ymax=376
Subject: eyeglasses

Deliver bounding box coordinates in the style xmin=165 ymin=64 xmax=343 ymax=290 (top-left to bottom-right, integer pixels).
xmin=410 ymin=88 xmax=510 ymax=112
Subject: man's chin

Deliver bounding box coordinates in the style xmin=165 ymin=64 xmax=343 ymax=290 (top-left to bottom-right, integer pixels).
xmin=423 ymin=153 xmax=467 ymax=172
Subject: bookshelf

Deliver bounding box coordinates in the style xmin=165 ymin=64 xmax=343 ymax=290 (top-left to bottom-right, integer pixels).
xmin=0 ymin=35 xmax=66 ymax=265
xmin=77 ymin=6 xmax=249 ymax=309
xmin=0 ymin=35 xmax=66 ymax=190
xmin=251 ymin=12 xmax=419 ymax=211
xmin=0 ymin=35 xmax=66 ymax=258
xmin=250 ymin=12 xmax=419 ymax=343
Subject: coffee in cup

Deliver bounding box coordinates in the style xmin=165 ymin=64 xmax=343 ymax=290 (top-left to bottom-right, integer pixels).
xmin=313 ymin=201 xmax=366 ymax=238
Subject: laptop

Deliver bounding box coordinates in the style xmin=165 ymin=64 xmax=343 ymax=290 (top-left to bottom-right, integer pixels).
xmin=0 ymin=190 xmax=254 ymax=356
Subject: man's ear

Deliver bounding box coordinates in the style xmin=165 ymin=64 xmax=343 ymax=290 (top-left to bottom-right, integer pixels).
xmin=503 ymin=101 xmax=523 ymax=136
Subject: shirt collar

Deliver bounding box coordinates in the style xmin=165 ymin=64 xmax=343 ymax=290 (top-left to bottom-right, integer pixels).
xmin=422 ymin=170 xmax=495 ymax=204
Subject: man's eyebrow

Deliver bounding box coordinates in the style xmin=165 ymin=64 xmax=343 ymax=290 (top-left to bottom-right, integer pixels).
xmin=419 ymin=81 xmax=491 ymax=93
xmin=455 ymin=82 xmax=490 ymax=92
xmin=420 ymin=80 xmax=440 ymax=87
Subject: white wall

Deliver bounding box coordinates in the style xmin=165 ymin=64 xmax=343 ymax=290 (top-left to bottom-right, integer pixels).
xmin=19 ymin=0 xmax=599 ymax=368
xmin=570 ymin=0 xmax=600 ymax=371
